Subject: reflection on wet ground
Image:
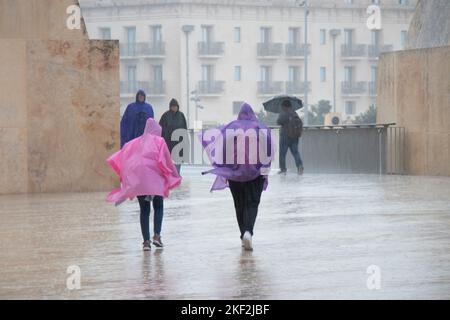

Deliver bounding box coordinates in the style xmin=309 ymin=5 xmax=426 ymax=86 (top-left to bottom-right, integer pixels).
xmin=1 ymin=167 xmax=450 ymax=299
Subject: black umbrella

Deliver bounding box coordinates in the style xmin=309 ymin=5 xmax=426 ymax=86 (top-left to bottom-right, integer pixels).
xmin=263 ymin=95 xmax=303 ymax=114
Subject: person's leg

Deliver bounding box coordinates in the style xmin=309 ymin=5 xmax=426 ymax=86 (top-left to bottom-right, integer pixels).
xmin=289 ymin=138 xmax=304 ymax=169
xmin=279 ymin=133 xmax=288 ymax=172
xmin=229 ymin=180 xmax=245 ymax=239
xmin=152 ymin=196 xmax=164 ymax=237
xmin=243 ymin=176 xmax=265 ymax=236
xmin=175 ymin=164 xmax=181 ymax=176
xmin=137 ymin=196 xmax=151 ymax=244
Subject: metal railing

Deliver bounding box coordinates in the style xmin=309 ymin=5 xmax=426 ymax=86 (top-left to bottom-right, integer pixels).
xmin=286 ymin=81 xmax=311 ymax=95
xmin=368 ymin=44 xmax=394 ymax=58
xmin=120 ymin=81 xmax=138 ymax=94
xmin=341 ymin=81 xmax=367 ymax=95
xmin=180 ymin=124 xmax=403 ymax=175
xmin=387 ymin=127 xmax=405 ymax=175
xmin=198 ymin=42 xmax=225 ymax=56
xmin=285 ymin=43 xmax=311 ymax=57
xmin=257 ymin=81 xmax=284 ymax=95
xmin=257 ymin=42 xmax=283 ymax=57
xmin=138 ymin=81 xmax=165 ymax=96
xmin=341 ymin=44 xmax=367 ymax=58
xmin=120 ymin=42 xmax=165 ymax=57
xmin=197 ymin=81 xmax=225 ymax=95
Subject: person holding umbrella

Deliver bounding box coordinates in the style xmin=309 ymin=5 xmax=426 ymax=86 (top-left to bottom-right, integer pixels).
xmin=263 ymin=96 xmax=304 ymax=175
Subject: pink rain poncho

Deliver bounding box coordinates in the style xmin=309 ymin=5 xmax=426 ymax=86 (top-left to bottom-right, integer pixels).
xmin=106 ymin=118 xmax=181 ymax=204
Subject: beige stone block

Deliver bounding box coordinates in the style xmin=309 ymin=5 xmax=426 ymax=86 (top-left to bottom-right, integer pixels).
xmin=377 ymin=53 xmax=398 ymax=124
xmin=0 ymin=0 xmax=87 ymax=40
xmin=427 ymin=47 xmax=450 ymax=133
xmin=405 ymin=131 xmax=426 ymax=175
xmin=0 ymin=128 xmax=28 ymax=194
xmin=0 ymin=40 xmax=27 ymax=128
xmin=395 ymin=50 xmax=428 ymax=130
xmin=25 ymin=40 xmax=120 ymax=193
xmin=426 ymin=133 xmax=450 ymax=176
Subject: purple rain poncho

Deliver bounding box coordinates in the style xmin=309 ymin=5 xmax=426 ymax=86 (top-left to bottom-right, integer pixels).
xmin=200 ymin=103 xmax=275 ymax=192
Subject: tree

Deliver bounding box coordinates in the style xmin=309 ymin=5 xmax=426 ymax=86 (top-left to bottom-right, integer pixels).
xmin=304 ymin=100 xmax=332 ymax=125
xmin=256 ymin=109 xmax=278 ymax=126
xmin=353 ymin=104 xmax=377 ymax=124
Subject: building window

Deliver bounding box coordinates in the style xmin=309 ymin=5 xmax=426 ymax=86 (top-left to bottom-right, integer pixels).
xmin=344 ymin=29 xmax=354 ymax=46
xmin=344 ymin=0 xmax=353 ymax=4
xmin=260 ymin=66 xmax=271 ymax=82
xmin=399 ymin=0 xmax=408 ymax=5
xmin=260 ymin=27 xmax=272 ymax=43
xmin=99 ymin=27 xmax=111 ymax=40
xmin=320 ymin=29 xmax=326 ymax=45
xmin=201 ymin=25 xmax=213 ymax=43
xmin=202 ymin=65 xmax=214 ymax=82
xmin=234 ymin=27 xmax=241 ymax=43
xmin=344 ymin=66 xmax=354 ymax=82
xmin=151 ymin=25 xmax=162 ymax=43
xmin=153 ymin=65 xmax=163 ymax=82
xmin=234 ymin=66 xmax=242 ymax=81
xmin=233 ymin=101 xmax=245 ymax=115
xmin=372 ymin=0 xmax=380 ymax=4
xmin=288 ymin=66 xmax=300 ymax=82
xmin=127 ymin=66 xmax=137 ymax=92
xmin=400 ymin=30 xmax=407 ymax=47
xmin=288 ymin=27 xmax=300 ymax=44
xmin=320 ymin=67 xmax=327 ymax=82
xmin=345 ymin=101 xmax=356 ymax=115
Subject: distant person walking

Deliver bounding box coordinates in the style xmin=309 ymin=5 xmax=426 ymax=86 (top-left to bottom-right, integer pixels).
xmin=159 ymin=98 xmax=188 ymax=175
xmin=117 ymin=90 xmax=172 ymax=251
xmin=277 ymin=99 xmax=304 ymax=175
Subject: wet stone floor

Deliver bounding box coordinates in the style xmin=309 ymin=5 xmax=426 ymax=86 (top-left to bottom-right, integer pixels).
xmin=1 ymin=167 xmax=450 ymax=299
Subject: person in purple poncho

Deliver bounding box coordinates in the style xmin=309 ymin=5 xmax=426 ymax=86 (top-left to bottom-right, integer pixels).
xmin=201 ymin=103 xmax=274 ymax=251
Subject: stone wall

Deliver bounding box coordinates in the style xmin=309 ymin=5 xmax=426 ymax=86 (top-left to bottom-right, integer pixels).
xmin=377 ymin=46 xmax=450 ymax=176
xmin=406 ymin=0 xmax=450 ymax=50
xmin=0 ymin=0 xmax=120 ymax=194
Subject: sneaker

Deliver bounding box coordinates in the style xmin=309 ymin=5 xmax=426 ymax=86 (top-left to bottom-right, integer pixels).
xmin=278 ymin=170 xmax=287 ymax=175
xmin=242 ymin=231 xmax=253 ymax=251
xmin=298 ymin=166 xmax=304 ymax=175
xmin=143 ymin=240 xmax=151 ymax=251
xmin=153 ymin=235 xmax=164 ymax=249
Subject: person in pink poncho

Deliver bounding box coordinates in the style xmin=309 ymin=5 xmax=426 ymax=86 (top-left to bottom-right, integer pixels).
xmin=106 ymin=118 xmax=181 ymax=251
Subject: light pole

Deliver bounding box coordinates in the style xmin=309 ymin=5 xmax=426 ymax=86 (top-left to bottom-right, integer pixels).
xmin=190 ymin=90 xmax=204 ymax=129
xmin=330 ymin=29 xmax=341 ymax=114
xmin=297 ymin=0 xmax=310 ymax=125
xmin=182 ymin=25 xmax=194 ymax=129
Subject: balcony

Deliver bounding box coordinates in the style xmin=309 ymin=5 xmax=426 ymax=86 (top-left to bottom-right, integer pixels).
xmin=120 ymin=81 xmax=138 ymax=95
xmin=257 ymin=43 xmax=283 ymax=58
xmin=341 ymin=81 xmax=367 ymax=96
xmin=120 ymin=42 xmax=165 ymax=59
xmin=197 ymin=81 xmax=225 ymax=96
xmin=286 ymin=81 xmax=311 ymax=95
xmin=285 ymin=43 xmax=311 ymax=58
xmin=198 ymin=42 xmax=225 ymax=58
xmin=369 ymin=81 xmax=377 ymax=96
xmin=368 ymin=44 xmax=394 ymax=59
xmin=138 ymin=81 xmax=166 ymax=97
xmin=120 ymin=81 xmax=165 ymax=97
xmin=257 ymin=81 xmax=284 ymax=96
xmin=341 ymin=44 xmax=367 ymax=59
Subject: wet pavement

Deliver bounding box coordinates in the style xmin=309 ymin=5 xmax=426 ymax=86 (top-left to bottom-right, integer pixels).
xmin=1 ymin=167 xmax=450 ymax=299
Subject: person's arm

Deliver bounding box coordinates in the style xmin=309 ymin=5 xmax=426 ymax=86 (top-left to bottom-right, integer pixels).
xmin=147 ymin=104 xmax=155 ymax=119
xmin=181 ymin=112 xmax=188 ymax=130
xmin=120 ymin=106 xmax=130 ymax=149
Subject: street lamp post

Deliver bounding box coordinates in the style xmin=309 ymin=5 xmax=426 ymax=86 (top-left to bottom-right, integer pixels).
xmin=182 ymin=25 xmax=194 ymax=129
xmin=330 ymin=29 xmax=341 ymax=114
xmin=190 ymin=90 xmax=204 ymax=129
xmin=297 ymin=0 xmax=310 ymax=125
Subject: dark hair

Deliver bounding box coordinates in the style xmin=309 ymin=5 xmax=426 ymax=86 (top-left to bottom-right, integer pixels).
xmin=169 ymin=98 xmax=179 ymax=107
xmin=282 ymin=99 xmax=292 ymax=108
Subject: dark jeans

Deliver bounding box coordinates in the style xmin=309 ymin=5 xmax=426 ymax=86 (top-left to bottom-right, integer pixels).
xmin=229 ymin=176 xmax=265 ymax=238
xmin=137 ymin=196 xmax=164 ymax=242
xmin=279 ymin=133 xmax=303 ymax=171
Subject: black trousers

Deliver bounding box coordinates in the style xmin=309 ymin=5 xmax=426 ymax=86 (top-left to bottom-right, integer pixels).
xmin=229 ymin=176 xmax=265 ymax=238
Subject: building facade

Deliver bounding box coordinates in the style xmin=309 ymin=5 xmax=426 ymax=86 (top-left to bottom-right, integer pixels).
xmin=80 ymin=0 xmax=417 ymax=127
